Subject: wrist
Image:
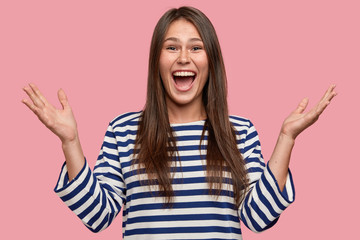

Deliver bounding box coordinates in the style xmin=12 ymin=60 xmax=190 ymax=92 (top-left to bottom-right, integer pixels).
xmin=278 ymin=132 xmax=296 ymax=147
xmin=61 ymin=135 xmax=80 ymax=149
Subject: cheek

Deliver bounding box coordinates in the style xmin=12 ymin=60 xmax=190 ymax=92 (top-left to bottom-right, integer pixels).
xmin=159 ymin=58 xmax=172 ymax=78
xmin=199 ymin=61 xmax=209 ymax=89
xmin=202 ymin=59 xmax=209 ymax=72
xmin=159 ymin=50 xmax=175 ymax=67
xmin=194 ymin=54 xmax=209 ymax=72
xmin=199 ymin=62 xmax=209 ymax=80
xmin=159 ymin=61 xmax=171 ymax=90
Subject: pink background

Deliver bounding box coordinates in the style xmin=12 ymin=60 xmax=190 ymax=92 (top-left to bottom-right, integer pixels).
xmin=1 ymin=0 xmax=359 ymax=239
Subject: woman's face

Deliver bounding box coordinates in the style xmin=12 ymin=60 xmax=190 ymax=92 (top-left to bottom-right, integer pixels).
xmin=159 ymin=18 xmax=209 ymax=114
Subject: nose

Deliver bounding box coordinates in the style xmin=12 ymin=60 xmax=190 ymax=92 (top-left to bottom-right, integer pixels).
xmin=177 ymin=50 xmax=190 ymax=64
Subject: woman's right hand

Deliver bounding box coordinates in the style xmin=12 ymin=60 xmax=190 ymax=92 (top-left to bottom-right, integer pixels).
xmin=23 ymin=83 xmax=85 ymax=180
xmin=22 ymin=83 xmax=78 ymax=144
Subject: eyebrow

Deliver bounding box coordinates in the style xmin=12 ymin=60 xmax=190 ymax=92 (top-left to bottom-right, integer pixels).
xmin=164 ymin=37 xmax=203 ymax=43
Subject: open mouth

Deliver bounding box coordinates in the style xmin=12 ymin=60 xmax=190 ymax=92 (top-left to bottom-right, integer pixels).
xmin=172 ymin=71 xmax=196 ymax=91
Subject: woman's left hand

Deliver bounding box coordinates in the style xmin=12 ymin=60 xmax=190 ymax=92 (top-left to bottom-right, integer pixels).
xmin=281 ymin=84 xmax=337 ymax=141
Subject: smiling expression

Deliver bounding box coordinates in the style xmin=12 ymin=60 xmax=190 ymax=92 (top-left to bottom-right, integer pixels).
xmin=159 ymin=18 xmax=209 ymax=115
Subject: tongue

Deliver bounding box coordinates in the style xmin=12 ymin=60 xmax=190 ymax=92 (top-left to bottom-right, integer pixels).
xmin=174 ymin=76 xmax=193 ymax=90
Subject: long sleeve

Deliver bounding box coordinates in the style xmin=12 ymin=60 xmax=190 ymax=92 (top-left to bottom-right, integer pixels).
xmin=236 ymin=119 xmax=295 ymax=232
xmin=53 ymin=113 xmax=294 ymax=239
xmin=54 ymin=123 xmax=126 ymax=233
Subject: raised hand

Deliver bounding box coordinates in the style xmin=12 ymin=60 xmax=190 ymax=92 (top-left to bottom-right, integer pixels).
xmin=281 ymin=84 xmax=337 ymax=140
xmin=22 ymin=83 xmax=84 ymax=180
xmin=22 ymin=83 xmax=78 ymax=143
xmin=269 ymin=85 xmax=337 ymax=190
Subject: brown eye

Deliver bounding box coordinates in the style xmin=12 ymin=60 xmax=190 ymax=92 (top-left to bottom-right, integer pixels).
xmin=192 ymin=46 xmax=202 ymax=51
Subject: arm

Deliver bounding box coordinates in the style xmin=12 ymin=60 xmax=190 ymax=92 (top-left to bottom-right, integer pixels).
xmin=22 ymin=83 xmax=125 ymax=232
xmin=22 ymin=83 xmax=84 ymax=180
xmin=54 ymin=122 xmax=126 ymax=232
xmin=236 ymin=119 xmax=295 ymax=232
xmin=268 ymin=85 xmax=337 ymax=190
xmin=237 ymin=85 xmax=336 ymax=232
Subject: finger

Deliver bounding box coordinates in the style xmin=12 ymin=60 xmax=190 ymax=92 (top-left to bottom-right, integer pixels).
xmin=316 ymin=97 xmax=334 ymax=116
xmin=316 ymin=85 xmax=337 ymax=115
xmin=58 ymin=88 xmax=70 ymax=110
xmin=293 ymin=97 xmax=309 ymax=114
xmin=327 ymin=84 xmax=337 ymax=102
xmin=320 ymin=84 xmax=336 ymax=103
xmin=29 ymin=83 xmax=49 ymax=106
xmin=22 ymin=98 xmax=38 ymax=114
xmin=23 ymin=85 xmax=44 ymax=108
xmin=326 ymin=90 xmax=337 ymax=103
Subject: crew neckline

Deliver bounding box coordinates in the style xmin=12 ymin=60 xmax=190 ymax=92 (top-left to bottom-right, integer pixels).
xmin=170 ymin=119 xmax=206 ymax=126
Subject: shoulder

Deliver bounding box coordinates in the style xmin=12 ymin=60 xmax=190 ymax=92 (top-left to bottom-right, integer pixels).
xmin=229 ymin=115 xmax=254 ymax=128
xmin=109 ymin=111 xmax=142 ymax=129
xmin=229 ymin=115 xmax=259 ymax=139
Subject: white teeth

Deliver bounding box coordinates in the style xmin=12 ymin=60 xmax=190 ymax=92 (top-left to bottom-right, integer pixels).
xmin=173 ymin=71 xmax=195 ymax=77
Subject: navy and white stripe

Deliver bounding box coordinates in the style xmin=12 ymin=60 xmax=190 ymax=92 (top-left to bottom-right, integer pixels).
xmin=54 ymin=111 xmax=295 ymax=239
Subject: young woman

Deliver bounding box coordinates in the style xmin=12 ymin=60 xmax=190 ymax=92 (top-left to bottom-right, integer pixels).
xmin=22 ymin=6 xmax=336 ymax=240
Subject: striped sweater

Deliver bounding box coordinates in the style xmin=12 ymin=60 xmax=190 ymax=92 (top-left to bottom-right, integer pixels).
xmin=54 ymin=111 xmax=295 ymax=239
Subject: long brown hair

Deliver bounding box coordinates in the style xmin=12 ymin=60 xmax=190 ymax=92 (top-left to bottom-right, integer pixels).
xmin=134 ymin=6 xmax=249 ymax=207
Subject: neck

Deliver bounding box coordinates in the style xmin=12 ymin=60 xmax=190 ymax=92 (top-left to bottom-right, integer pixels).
xmin=166 ymin=101 xmax=207 ymax=124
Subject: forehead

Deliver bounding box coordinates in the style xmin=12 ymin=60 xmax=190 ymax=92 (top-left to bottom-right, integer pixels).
xmin=164 ymin=18 xmax=201 ymax=40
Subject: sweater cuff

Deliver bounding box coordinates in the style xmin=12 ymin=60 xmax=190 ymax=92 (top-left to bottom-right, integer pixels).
xmin=54 ymin=159 xmax=88 ymax=193
xmin=54 ymin=158 xmax=96 ymax=209
xmin=54 ymin=159 xmax=100 ymax=215
xmin=264 ymin=163 xmax=295 ymax=207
